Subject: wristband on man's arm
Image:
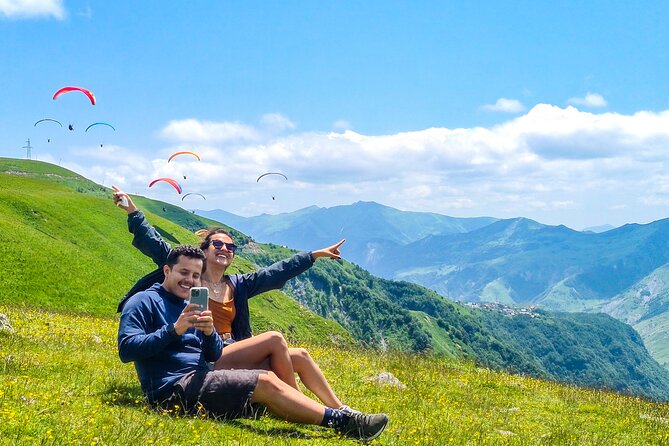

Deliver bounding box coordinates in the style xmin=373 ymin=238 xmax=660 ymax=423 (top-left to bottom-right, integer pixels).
xmin=166 ymin=323 xmax=178 ymax=337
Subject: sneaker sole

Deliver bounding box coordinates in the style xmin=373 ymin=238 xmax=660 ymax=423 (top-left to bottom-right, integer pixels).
xmin=362 ymin=418 xmax=388 ymax=442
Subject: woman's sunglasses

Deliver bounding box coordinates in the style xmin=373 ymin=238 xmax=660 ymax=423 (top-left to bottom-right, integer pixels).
xmin=210 ymin=240 xmax=238 ymax=253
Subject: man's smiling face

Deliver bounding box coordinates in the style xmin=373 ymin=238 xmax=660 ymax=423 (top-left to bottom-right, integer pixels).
xmin=162 ymin=255 xmax=203 ymax=299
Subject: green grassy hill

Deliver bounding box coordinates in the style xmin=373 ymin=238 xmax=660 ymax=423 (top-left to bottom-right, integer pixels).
xmin=0 ymin=158 xmax=351 ymax=346
xmin=3 ymin=306 xmax=669 ymax=445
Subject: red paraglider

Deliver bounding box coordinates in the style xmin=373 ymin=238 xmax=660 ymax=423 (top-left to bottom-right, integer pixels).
xmin=148 ymin=178 xmax=182 ymax=194
xmin=52 ymin=86 xmax=96 ymax=105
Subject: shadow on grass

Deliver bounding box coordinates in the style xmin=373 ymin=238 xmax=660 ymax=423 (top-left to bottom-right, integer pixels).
xmin=154 ymin=225 xmax=181 ymax=245
xmin=99 ymin=380 xmax=329 ymax=440
xmin=100 ymin=381 xmax=146 ymax=408
xmin=227 ymin=418 xmax=329 ymax=441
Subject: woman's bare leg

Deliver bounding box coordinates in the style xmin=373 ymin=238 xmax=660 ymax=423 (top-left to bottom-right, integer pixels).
xmin=251 ymin=371 xmax=325 ymax=425
xmin=214 ymin=331 xmax=299 ymax=390
xmin=290 ymin=348 xmax=342 ymax=408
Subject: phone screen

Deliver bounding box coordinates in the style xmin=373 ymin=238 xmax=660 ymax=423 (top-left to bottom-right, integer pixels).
xmin=189 ymin=287 xmax=209 ymax=312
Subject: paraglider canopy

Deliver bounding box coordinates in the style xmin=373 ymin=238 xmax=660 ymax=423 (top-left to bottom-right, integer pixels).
xmin=168 ymin=151 xmax=201 ymax=162
xmin=34 ymin=118 xmax=62 ymax=127
xmin=85 ymin=122 xmax=116 ymax=132
xmin=148 ymin=178 xmax=182 ymax=194
xmin=52 ymin=86 xmax=96 ymax=105
xmin=256 ymin=172 xmax=288 ymax=182
xmin=181 ymin=193 xmax=206 ymax=201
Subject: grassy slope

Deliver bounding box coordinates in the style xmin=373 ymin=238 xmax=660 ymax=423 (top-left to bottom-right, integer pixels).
xmin=0 ymin=158 xmax=352 ymax=346
xmin=603 ymin=264 xmax=669 ymax=368
xmin=636 ymin=312 xmax=669 ymax=369
xmin=3 ymin=306 xmax=669 ymax=445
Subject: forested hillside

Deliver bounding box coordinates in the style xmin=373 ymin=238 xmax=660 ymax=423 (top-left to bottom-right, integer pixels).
xmin=243 ymin=246 xmax=669 ymax=400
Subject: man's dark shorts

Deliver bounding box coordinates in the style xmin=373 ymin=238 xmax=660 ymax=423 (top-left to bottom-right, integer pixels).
xmin=158 ymin=369 xmax=266 ymax=419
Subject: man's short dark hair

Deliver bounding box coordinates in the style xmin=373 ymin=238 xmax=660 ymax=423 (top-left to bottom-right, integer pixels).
xmin=165 ymin=245 xmax=207 ymax=274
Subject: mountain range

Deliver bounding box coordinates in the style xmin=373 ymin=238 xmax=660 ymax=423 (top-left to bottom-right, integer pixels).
xmin=196 ymin=203 xmax=669 ymax=368
xmin=196 ymin=202 xmax=498 ymax=267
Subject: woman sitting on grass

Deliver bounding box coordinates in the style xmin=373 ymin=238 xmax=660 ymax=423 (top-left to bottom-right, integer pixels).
xmin=112 ymin=187 xmax=352 ymax=411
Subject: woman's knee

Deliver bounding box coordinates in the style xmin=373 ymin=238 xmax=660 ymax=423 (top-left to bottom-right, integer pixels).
xmin=256 ymin=371 xmax=284 ymax=393
xmin=264 ymin=331 xmax=288 ymax=349
xmin=290 ymin=348 xmax=311 ymax=362
xmin=290 ymin=348 xmax=313 ymax=370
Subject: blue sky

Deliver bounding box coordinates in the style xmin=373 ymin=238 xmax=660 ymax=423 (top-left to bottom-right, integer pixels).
xmin=2 ymin=0 xmax=669 ymax=230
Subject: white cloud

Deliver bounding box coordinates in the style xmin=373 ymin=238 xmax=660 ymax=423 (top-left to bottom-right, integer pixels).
xmin=567 ymin=92 xmax=608 ymax=108
xmin=333 ymin=120 xmax=352 ymax=130
xmin=551 ymin=200 xmax=576 ymax=209
xmin=77 ymin=104 xmax=669 ymax=228
xmin=0 ymin=0 xmax=65 ymax=19
xmin=261 ymin=113 xmax=295 ymax=132
xmin=481 ymin=98 xmax=526 ymax=113
xmin=160 ymin=118 xmax=259 ymax=143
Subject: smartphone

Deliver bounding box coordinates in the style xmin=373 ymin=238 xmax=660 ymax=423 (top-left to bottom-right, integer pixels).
xmin=189 ymin=287 xmax=209 ymax=313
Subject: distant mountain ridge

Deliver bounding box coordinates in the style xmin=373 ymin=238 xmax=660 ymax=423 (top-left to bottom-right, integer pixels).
xmin=380 ymin=217 xmax=669 ymax=306
xmin=196 ymin=202 xmax=669 ymax=369
xmin=582 ymin=224 xmax=616 ymax=233
xmin=196 ymin=201 xmax=498 ymax=268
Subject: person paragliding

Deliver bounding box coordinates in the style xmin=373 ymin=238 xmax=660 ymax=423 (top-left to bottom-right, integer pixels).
xmin=257 ymin=172 xmax=287 ymax=201
xmin=34 ymin=118 xmax=62 ymax=143
xmin=85 ymin=122 xmax=116 ymax=148
xmin=168 ymin=151 xmax=201 ymax=180
xmin=68 ymin=123 xmax=74 ymax=131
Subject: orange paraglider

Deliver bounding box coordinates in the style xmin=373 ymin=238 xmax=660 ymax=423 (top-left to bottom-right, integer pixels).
xmin=168 ymin=151 xmax=201 ymax=162
xmin=52 ymin=86 xmax=96 ymax=105
xmin=148 ymin=178 xmax=182 ymax=194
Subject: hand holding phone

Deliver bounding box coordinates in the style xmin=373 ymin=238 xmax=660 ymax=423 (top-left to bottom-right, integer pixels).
xmin=189 ymin=287 xmax=209 ymax=313
xmin=111 ymin=185 xmax=133 ymax=211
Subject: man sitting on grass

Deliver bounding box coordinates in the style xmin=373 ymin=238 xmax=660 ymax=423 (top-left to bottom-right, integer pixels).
xmin=117 ymin=244 xmax=388 ymax=441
